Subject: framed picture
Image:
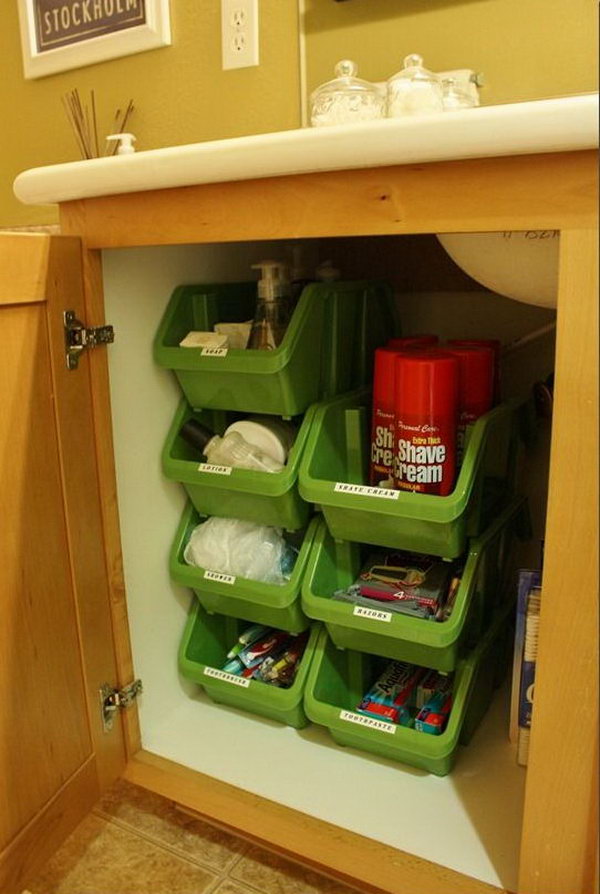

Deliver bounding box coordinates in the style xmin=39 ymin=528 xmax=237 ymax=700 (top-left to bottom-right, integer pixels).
xmin=17 ymin=0 xmax=171 ymax=79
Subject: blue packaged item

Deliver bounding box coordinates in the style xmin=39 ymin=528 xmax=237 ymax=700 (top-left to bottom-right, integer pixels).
xmin=357 ymin=660 xmax=425 ymax=725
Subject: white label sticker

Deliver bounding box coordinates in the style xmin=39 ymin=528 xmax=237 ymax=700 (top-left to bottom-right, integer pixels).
xmin=204 ymin=667 xmax=250 ymax=687
xmin=353 ymin=605 xmax=392 ymax=623
xmin=201 ymin=346 xmax=229 ymax=357
xmin=334 ymin=482 xmax=400 ymax=500
xmin=204 ymin=570 xmax=236 ymax=585
xmin=339 ymin=710 xmax=396 ymax=734
xmin=197 ymin=463 xmax=233 ymax=476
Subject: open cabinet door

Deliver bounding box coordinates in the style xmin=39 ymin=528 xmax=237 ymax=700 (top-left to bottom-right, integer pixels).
xmin=0 ymin=234 xmax=132 ymax=894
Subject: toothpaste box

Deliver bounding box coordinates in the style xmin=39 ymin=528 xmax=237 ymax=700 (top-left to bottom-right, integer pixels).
xmin=414 ymin=673 xmax=453 ymax=735
xmin=357 ymin=660 xmax=425 ymax=726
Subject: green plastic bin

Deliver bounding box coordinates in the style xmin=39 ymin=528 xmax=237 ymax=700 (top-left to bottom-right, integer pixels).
xmin=303 ymin=601 xmax=513 ymax=775
xmin=301 ymin=497 xmax=529 ymax=671
xmin=153 ymin=280 xmax=396 ymax=416
xmin=170 ymin=503 xmax=317 ymax=633
xmin=162 ymin=400 xmax=315 ymax=531
xmin=299 ymin=389 xmax=522 ymax=558
xmin=178 ymin=601 xmax=321 ymax=728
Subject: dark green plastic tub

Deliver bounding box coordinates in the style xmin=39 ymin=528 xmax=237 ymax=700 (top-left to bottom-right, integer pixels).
xmin=299 ymin=389 xmax=522 ymax=558
xmin=301 ymin=497 xmax=529 ymax=671
xmin=161 ymin=400 xmax=315 ymax=531
xmin=153 ymin=281 xmax=396 ymax=416
xmin=303 ymin=602 xmax=513 ymax=775
xmin=170 ymin=503 xmax=317 ymax=633
xmin=178 ymin=601 xmax=321 ymax=728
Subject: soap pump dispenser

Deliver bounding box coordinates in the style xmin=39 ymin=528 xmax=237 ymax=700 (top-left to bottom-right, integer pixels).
xmin=248 ymin=260 xmax=292 ymax=350
xmin=386 ymin=54 xmax=444 ymax=117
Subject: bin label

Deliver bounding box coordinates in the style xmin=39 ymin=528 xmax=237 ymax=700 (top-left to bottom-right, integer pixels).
xmin=198 ymin=463 xmax=233 ymax=476
xmin=204 ymin=667 xmax=250 ymax=687
xmin=204 ymin=570 xmax=236 ymax=585
xmin=353 ymin=606 xmax=392 ymax=623
xmin=334 ymin=482 xmax=399 ymax=500
xmin=339 ymin=710 xmax=396 ymax=734
xmin=201 ymin=346 xmax=228 ymax=357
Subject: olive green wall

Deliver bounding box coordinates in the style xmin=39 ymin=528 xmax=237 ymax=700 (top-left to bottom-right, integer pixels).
xmin=0 ymin=1 xmax=301 ymax=226
xmin=2 ymin=0 xmax=597 ymax=226
xmin=302 ymin=0 xmax=598 ymax=111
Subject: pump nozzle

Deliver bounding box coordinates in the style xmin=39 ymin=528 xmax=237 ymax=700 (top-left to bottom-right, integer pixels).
xmin=251 ymin=260 xmax=290 ymax=301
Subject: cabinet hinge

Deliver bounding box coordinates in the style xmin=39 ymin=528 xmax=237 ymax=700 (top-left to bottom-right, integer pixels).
xmin=100 ymin=679 xmax=142 ymax=732
xmin=64 ymin=310 xmax=114 ymax=370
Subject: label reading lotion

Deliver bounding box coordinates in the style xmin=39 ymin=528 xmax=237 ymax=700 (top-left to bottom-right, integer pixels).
xmin=353 ymin=606 xmax=392 ymax=623
xmin=204 ymin=667 xmax=250 ymax=687
xmin=201 ymin=346 xmax=228 ymax=357
xmin=339 ymin=710 xmax=396 ymax=734
xmin=334 ymin=482 xmax=399 ymax=500
xmin=197 ymin=463 xmax=233 ymax=476
xmin=204 ymin=570 xmax=236 ymax=585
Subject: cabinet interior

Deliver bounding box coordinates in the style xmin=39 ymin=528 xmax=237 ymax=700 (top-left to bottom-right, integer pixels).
xmin=101 ymin=234 xmax=556 ymax=892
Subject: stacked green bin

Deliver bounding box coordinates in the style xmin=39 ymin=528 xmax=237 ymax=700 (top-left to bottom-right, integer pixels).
xmin=170 ymin=503 xmax=317 ymax=633
xmin=301 ymin=497 xmax=530 ymax=671
xmin=303 ymin=600 xmax=513 ymax=775
xmin=154 ymin=281 xmax=396 ymax=416
xmin=299 ymin=389 xmax=522 ymax=559
xmin=162 ymin=400 xmax=316 ymax=531
xmin=179 ymin=600 xmax=321 ymax=728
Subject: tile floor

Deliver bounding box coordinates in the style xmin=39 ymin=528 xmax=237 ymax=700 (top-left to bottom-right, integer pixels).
xmin=24 ymin=779 xmax=366 ymax=894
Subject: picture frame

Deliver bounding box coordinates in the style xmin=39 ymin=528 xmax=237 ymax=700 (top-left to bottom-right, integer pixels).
xmin=17 ymin=0 xmax=171 ymax=79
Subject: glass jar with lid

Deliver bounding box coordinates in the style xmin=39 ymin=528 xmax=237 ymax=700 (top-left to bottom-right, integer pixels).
xmin=310 ymin=60 xmax=385 ymax=127
xmin=386 ymin=54 xmax=444 ymax=117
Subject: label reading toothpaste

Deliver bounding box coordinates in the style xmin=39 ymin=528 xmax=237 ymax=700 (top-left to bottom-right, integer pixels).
xmin=197 ymin=463 xmax=233 ymax=476
xmin=201 ymin=346 xmax=228 ymax=357
xmin=334 ymin=482 xmax=399 ymax=500
xmin=339 ymin=710 xmax=396 ymax=734
xmin=353 ymin=606 xmax=392 ymax=623
xmin=204 ymin=667 xmax=250 ymax=687
xmin=204 ymin=570 xmax=236 ymax=585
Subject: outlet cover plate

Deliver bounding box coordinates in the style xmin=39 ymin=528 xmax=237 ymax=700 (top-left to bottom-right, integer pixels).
xmin=221 ymin=0 xmax=259 ymax=70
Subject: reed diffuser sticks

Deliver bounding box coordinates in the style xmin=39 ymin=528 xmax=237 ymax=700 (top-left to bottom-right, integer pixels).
xmin=62 ymin=89 xmax=135 ymax=159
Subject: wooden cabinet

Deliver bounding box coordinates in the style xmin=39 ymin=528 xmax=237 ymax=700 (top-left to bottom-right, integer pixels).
xmin=2 ymin=149 xmax=597 ymax=894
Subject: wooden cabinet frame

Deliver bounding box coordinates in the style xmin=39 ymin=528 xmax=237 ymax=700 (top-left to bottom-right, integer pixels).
xmin=58 ymin=148 xmax=598 ymax=894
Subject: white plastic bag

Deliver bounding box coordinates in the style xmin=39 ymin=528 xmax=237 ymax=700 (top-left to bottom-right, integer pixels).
xmin=183 ymin=517 xmax=288 ymax=584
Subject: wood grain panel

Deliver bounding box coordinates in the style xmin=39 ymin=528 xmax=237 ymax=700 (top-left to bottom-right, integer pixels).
xmin=125 ymin=750 xmax=506 ymax=894
xmin=0 ymin=235 xmax=51 ymax=305
xmin=59 ymin=151 xmax=598 ymax=247
xmin=518 ymin=229 xmax=599 ymax=894
xmin=0 ymin=758 xmax=99 ymax=894
xmin=43 ymin=237 xmax=131 ymax=786
xmin=0 ymin=300 xmax=91 ymax=848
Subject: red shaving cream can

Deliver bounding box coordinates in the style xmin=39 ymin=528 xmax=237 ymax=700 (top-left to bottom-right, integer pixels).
xmin=447 ymin=338 xmax=501 ymax=403
xmin=446 ymin=345 xmax=495 ymax=461
xmin=394 ymin=350 xmax=458 ymax=496
xmin=370 ymin=348 xmax=398 ymax=487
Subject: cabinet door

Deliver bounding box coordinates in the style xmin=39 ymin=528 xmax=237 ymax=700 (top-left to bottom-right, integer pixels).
xmin=0 ymin=235 xmax=128 ymax=894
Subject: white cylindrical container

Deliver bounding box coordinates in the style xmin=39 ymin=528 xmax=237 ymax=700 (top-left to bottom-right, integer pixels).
xmin=224 ymin=416 xmax=296 ymax=464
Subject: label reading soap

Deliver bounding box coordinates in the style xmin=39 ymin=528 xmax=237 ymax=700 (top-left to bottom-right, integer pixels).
xmin=339 ymin=710 xmax=396 ymax=734
xmin=353 ymin=605 xmax=392 ymax=623
xmin=204 ymin=667 xmax=250 ymax=687
xmin=201 ymin=346 xmax=228 ymax=357
xmin=197 ymin=463 xmax=233 ymax=476
xmin=204 ymin=570 xmax=236 ymax=585
xmin=334 ymin=482 xmax=399 ymax=500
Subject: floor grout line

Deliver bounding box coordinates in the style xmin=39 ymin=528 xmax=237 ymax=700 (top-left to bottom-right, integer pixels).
xmin=91 ymin=807 xmax=239 ymax=878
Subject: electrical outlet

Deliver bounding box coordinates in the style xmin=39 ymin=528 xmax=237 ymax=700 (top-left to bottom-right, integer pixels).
xmin=221 ymin=0 xmax=259 ymax=70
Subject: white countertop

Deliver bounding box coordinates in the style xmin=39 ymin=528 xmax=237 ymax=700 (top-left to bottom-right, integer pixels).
xmin=14 ymin=94 xmax=598 ymax=206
